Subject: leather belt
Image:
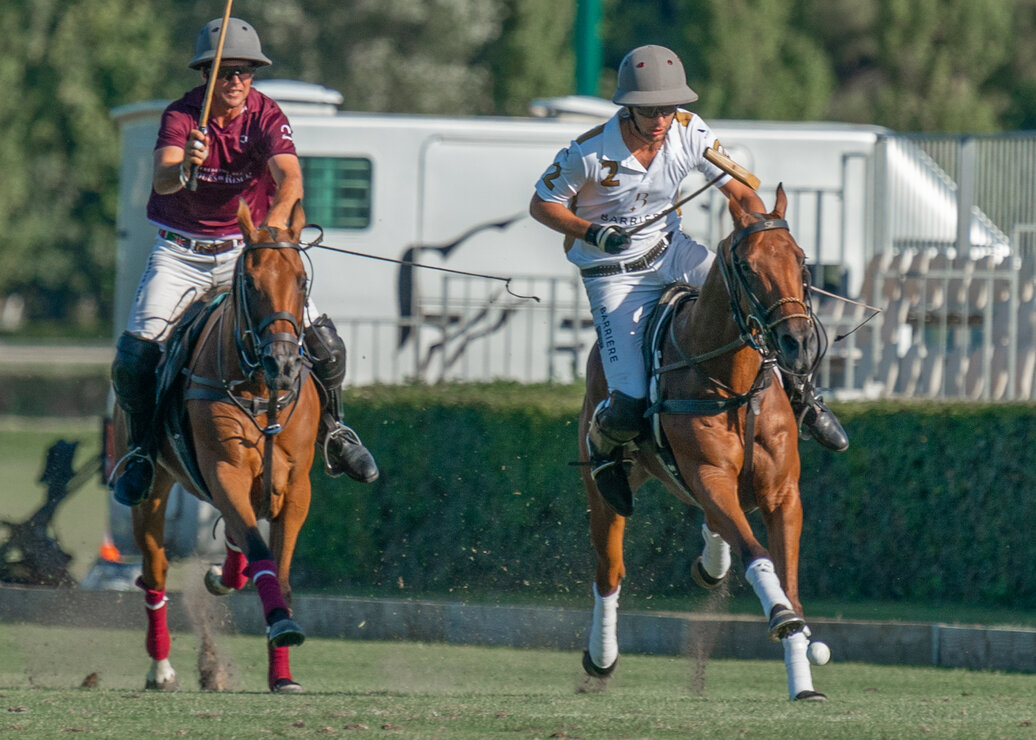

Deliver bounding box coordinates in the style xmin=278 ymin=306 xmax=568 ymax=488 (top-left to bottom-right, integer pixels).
xmin=580 ymin=232 xmax=673 ymax=278
xmin=159 ymin=228 xmax=242 ymax=255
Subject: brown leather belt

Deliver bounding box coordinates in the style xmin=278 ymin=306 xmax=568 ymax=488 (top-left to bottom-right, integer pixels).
xmin=580 ymin=232 xmax=673 ymax=278
xmin=159 ymin=229 xmax=242 ymax=255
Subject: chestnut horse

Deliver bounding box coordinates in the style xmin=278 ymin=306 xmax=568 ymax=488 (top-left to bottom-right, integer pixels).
xmin=579 ymin=185 xmax=829 ymax=701
xmin=115 ymin=200 xmax=319 ymax=693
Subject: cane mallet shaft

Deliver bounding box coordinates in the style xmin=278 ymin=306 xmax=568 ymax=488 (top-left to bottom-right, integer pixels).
xmin=187 ymin=0 xmax=235 ymax=191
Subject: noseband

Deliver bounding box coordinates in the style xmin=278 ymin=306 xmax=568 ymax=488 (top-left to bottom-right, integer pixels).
xmin=233 ymin=240 xmax=307 ymax=380
xmin=717 ymin=217 xmax=820 ymax=375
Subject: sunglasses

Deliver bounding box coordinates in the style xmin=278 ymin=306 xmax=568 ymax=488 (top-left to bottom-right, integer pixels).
xmin=208 ymin=65 xmax=255 ymax=81
xmin=633 ymin=105 xmax=678 ymax=118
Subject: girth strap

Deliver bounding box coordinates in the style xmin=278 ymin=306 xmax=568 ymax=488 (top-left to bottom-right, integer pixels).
xmin=644 ymin=394 xmax=751 ymax=417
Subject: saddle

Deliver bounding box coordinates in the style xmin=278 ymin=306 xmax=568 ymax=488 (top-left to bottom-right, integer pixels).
xmin=640 ymin=282 xmax=775 ymax=503
xmin=641 ymin=283 xmax=699 ymax=498
xmin=153 ymin=289 xmax=230 ymax=500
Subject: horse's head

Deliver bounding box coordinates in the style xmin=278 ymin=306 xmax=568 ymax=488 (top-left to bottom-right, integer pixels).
xmin=235 ymin=200 xmax=309 ymax=391
xmin=723 ymin=184 xmax=820 ymax=377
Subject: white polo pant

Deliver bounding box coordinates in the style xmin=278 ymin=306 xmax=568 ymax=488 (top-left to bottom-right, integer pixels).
xmin=582 ymin=231 xmax=715 ymax=399
xmin=125 ymin=233 xmax=319 ymax=342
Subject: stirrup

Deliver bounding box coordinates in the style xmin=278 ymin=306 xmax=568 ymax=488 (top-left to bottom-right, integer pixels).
xmin=109 ymin=447 xmax=155 ymax=506
xmin=323 ymin=423 xmax=379 ymax=483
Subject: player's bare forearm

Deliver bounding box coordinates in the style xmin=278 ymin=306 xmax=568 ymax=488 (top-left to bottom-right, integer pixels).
xmin=266 ymin=154 xmax=305 ymax=228
xmin=529 ymin=194 xmax=590 ymax=241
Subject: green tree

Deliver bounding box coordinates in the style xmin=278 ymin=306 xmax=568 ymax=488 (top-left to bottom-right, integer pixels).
xmin=0 ymin=0 xmax=175 ymax=333
xmin=486 ymin=0 xmax=576 ymax=115
xmin=805 ymin=0 xmax=1013 ymax=131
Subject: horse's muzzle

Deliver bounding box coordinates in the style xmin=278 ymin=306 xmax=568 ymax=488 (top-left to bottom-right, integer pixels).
xmin=261 ymin=342 xmax=303 ymax=391
xmin=776 ymin=321 xmax=818 ymax=375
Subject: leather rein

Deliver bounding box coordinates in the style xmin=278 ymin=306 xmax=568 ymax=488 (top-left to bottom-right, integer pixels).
xmin=187 ymin=237 xmax=312 ymax=518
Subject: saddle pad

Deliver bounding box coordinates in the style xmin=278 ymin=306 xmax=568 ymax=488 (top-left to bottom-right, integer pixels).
xmin=155 ymin=290 xmax=230 ymax=500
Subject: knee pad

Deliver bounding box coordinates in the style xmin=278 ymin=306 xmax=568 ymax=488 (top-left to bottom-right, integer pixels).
xmin=304 ymin=314 xmax=347 ymax=388
xmin=597 ymin=391 xmax=647 ymax=439
xmin=111 ymin=332 xmax=162 ymax=414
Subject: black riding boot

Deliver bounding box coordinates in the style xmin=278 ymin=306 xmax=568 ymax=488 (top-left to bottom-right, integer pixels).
xmin=110 ymin=333 xmax=162 ymax=506
xmin=784 ymin=376 xmax=849 ymax=452
xmin=586 ymin=391 xmax=646 ymax=517
xmin=304 ymin=315 xmax=379 ymax=483
xmin=319 ymin=387 xmax=379 ymax=483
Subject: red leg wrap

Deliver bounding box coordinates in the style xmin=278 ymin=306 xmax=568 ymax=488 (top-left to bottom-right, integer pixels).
xmin=136 ymin=576 xmax=170 ymax=661
xmin=244 ymin=559 xmax=289 ymax=618
xmin=221 ymin=541 xmax=249 ymax=591
xmin=268 ymin=645 xmax=292 ymax=689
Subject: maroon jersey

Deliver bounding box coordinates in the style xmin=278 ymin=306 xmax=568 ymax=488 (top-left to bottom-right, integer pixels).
xmin=146 ymin=85 xmax=297 ymax=238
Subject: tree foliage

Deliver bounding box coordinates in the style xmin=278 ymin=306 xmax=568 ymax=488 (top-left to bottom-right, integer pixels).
xmin=1 ymin=0 xmax=1033 ymax=330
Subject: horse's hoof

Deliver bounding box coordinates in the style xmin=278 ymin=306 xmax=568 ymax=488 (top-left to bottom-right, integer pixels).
xmin=768 ymin=606 xmax=806 ymax=641
xmin=794 ymin=690 xmax=828 ymax=702
xmin=582 ymin=650 xmax=617 ymax=678
xmin=144 ymin=677 xmax=180 ymax=692
xmin=690 ymin=557 xmax=726 ymax=590
xmin=204 ymin=565 xmax=235 ymax=596
xmin=270 ymin=678 xmax=304 ymax=694
xmin=145 ymin=659 xmax=178 ymax=691
xmin=268 ymin=618 xmax=306 ymax=648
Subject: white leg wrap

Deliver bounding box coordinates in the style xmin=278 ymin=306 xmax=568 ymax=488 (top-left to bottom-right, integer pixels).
xmin=782 ymin=630 xmax=815 ymax=700
xmin=745 ymin=558 xmax=791 ymax=618
xmin=700 ymin=523 xmax=731 ymax=580
xmin=588 ymin=583 xmax=620 ymax=669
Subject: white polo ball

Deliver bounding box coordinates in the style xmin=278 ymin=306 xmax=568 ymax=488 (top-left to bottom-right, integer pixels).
xmin=807 ymin=640 xmax=831 ymax=665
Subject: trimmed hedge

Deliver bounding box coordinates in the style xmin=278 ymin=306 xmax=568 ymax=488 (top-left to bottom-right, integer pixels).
xmin=294 ymin=385 xmax=1036 ymax=610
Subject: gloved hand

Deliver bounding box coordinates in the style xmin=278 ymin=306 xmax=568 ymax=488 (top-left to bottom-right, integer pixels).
xmin=584 ymin=224 xmax=631 ymax=254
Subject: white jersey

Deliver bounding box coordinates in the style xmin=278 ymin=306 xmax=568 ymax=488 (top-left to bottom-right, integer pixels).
xmin=534 ymin=109 xmax=730 ymax=270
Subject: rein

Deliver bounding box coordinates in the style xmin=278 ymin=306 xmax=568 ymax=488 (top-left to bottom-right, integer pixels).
xmin=649 ymin=216 xmax=821 ymax=414
xmin=186 ymin=237 xmax=311 ymax=518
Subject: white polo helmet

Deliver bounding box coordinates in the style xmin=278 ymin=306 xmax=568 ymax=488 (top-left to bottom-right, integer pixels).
xmin=612 ymin=45 xmax=698 ymax=107
xmin=189 ymin=17 xmax=272 ymax=70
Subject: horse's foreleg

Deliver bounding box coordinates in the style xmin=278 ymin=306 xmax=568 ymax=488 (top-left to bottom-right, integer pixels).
xmin=757 ymin=486 xmax=804 ymax=615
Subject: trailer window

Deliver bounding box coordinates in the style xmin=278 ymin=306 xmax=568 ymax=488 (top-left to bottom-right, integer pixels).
xmin=299 ymin=157 xmax=372 ymax=229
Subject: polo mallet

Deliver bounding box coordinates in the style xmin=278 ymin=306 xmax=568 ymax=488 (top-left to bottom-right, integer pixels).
xmin=628 ymin=141 xmax=761 ymax=236
xmin=187 ymin=0 xmax=235 ymax=191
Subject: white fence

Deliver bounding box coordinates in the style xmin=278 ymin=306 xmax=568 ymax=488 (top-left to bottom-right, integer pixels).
xmin=338 ymin=132 xmax=1036 ymax=400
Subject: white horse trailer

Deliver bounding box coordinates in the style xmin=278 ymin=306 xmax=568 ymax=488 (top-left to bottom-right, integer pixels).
xmin=112 ymin=81 xmax=919 ymax=386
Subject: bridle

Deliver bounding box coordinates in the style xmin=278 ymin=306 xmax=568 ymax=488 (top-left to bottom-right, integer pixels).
xmin=231 ymin=238 xmax=308 ymax=381
xmin=715 ymin=216 xmax=825 ymax=379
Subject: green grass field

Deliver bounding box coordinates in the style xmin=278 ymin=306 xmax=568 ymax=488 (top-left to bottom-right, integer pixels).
xmin=0 ymin=624 xmax=1033 ymax=739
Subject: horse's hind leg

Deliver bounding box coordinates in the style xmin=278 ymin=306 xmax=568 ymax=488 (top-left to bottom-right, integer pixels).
xmin=584 ymin=470 xmax=627 ymax=676
xmin=131 ymin=471 xmax=179 ymax=691
xmin=691 ymin=523 xmax=731 ymax=589
xmin=204 ymin=536 xmax=249 ymax=596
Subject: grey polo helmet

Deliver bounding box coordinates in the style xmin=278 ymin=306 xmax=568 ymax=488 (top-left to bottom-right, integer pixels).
xmin=612 ymin=45 xmax=698 ymax=107
xmin=189 ymin=17 xmax=272 ymax=69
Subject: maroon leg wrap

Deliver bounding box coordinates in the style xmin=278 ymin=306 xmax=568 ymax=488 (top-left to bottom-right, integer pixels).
xmin=244 ymin=559 xmax=289 ymax=618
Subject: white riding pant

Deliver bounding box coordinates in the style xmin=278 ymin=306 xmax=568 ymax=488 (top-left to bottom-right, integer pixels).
xmin=583 ymin=231 xmax=715 ymax=399
xmin=125 ymin=233 xmax=319 ymax=342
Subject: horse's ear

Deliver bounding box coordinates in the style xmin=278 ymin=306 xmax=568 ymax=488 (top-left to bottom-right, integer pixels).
xmin=288 ymin=199 xmax=306 ymax=239
xmin=237 ymin=199 xmax=257 ymax=240
xmin=772 ymin=183 xmax=787 ymax=219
